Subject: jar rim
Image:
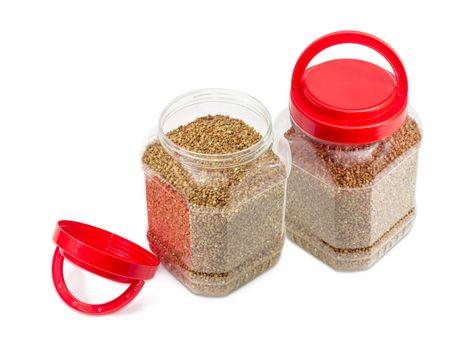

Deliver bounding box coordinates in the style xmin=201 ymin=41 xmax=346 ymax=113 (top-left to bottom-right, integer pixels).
xmin=157 ymin=88 xmax=273 ymax=168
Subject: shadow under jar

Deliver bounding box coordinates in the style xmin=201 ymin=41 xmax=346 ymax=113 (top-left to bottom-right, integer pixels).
xmin=279 ymin=31 xmax=422 ymax=271
xmin=142 ymin=89 xmax=289 ymax=296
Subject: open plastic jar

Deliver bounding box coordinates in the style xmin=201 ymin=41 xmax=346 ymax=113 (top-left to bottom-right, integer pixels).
xmin=278 ymin=31 xmax=422 ymax=270
xmin=142 ymin=89 xmax=289 ymax=296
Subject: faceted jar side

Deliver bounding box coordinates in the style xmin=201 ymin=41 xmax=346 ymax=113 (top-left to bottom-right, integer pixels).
xmin=282 ymin=109 xmax=422 ymax=270
xmin=185 ymin=154 xmax=287 ymax=295
xmin=145 ymin=171 xmax=192 ymax=280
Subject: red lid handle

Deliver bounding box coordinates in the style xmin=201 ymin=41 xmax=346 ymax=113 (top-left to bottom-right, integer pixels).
xmin=52 ymin=247 xmax=145 ymax=315
xmin=291 ymin=30 xmax=408 ymax=98
xmin=51 ymin=220 xmax=159 ymax=315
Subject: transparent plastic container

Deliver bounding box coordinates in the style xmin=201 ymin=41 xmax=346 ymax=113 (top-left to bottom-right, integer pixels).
xmin=143 ymin=89 xmax=289 ymax=296
xmin=278 ymin=31 xmax=422 ymax=270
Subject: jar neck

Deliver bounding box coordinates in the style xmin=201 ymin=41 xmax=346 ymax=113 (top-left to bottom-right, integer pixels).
xmin=158 ymin=89 xmax=273 ymax=169
xmin=290 ymin=114 xmax=380 ymax=148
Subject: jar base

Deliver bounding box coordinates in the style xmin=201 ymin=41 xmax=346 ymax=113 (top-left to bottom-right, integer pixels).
xmin=286 ymin=209 xmax=415 ymax=271
xmin=149 ymin=236 xmax=284 ymax=296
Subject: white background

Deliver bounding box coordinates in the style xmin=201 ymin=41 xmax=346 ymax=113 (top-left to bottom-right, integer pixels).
xmin=1 ymin=1 xmax=473 ymax=349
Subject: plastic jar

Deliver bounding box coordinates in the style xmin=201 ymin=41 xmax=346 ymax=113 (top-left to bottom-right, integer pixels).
xmin=142 ymin=89 xmax=289 ymax=296
xmin=277 ymin=31 xmax=422 ymax=270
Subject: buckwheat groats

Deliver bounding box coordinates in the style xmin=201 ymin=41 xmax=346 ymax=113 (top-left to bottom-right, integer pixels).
xmin=143 ymin=89 xmax=288 ymax=296
xmin=284 ymin=116 xmax=421 ymax=270
xmin=280 ymin=31 xmax=422 ymax=270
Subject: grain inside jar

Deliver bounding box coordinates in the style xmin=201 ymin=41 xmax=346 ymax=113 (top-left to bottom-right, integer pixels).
xmin=285 ymin=116 xmax=422 ymax=270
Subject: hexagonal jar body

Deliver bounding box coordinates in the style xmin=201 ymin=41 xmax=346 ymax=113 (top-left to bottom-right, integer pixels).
xmin=280 ymin=109 xmax=421 ymax=270
xmin=142 ymin=89 xmax=288 ymax=296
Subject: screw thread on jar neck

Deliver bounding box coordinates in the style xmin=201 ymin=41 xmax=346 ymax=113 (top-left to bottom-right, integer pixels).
xmin=158 ymin=89 xmax=273 ymax=169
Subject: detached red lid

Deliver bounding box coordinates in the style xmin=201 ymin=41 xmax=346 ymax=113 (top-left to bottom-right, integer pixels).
xmin=52 ymin=220 xmax=159 ymax=315
xmin=289 ymin=31 xmax=408 ymax=144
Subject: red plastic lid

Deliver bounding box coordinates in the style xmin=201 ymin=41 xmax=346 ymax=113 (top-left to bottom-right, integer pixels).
xmin=289 ymin=31 xmax=408 ymax=144
xmin=52 ymin=220 xmax=159 ymax=315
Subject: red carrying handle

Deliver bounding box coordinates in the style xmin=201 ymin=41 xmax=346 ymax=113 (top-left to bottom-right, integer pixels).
xmin=291 ymin=30 xmax=408 ymax=99
xmin=52 ymin=247 xmax=145 ymax=315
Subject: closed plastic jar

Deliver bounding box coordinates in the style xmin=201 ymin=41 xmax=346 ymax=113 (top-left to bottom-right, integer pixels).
xmin=277 ymin=31 xmax=422 ymax=270
xmin=142 ymin=89 xmax=289 ymax=296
